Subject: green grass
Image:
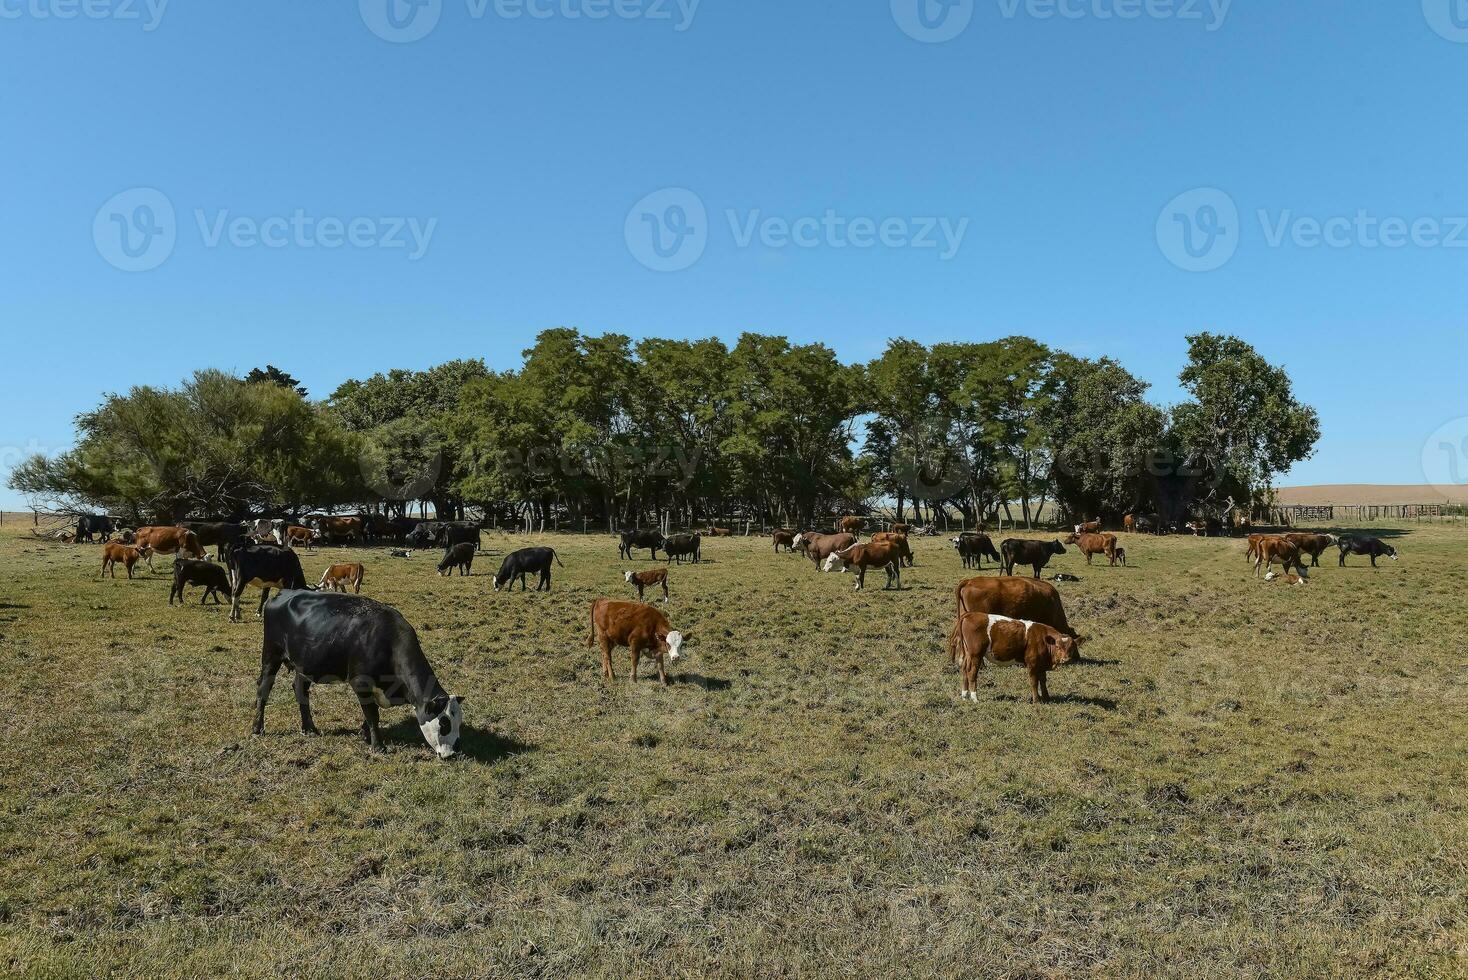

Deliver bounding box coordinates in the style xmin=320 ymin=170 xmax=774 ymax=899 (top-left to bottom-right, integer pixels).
xmin=0 ymin=522 xmax=1464 ymax=977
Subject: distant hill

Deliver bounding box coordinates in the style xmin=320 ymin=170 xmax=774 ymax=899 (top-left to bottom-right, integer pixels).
xmin=1274 ymin=484 xmax=1468 ymax=505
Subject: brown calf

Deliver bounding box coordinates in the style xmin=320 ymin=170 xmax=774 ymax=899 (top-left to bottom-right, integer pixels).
xmin=704 ymin=527 xmax=734 ymax=537
xmin=955 ymin=613 xmax=1078 ymax=704
xmin=1123 ymin=514 xmax=1137 ymax=533
xmin=772 ymin=529 xmax=796 ymax=553
xmin=317 ymin=562 xmax=366 ymax=593
xmin=586 ymin=599 xmax=684 ymax=684
xmin=838 ymin=516 xmax=864 ymax=535
xmin=1064 ymin=531 xmax=1119 ymax=566
xmin=281 ymin=525 xmax=318 ymax=550
xmin=822 ymin=539 xmax=905 ymax=590
xmin=100 ymin=543 xmax=152 ymax=579
xmin=624 ymin=568 xmax=669 ymax=601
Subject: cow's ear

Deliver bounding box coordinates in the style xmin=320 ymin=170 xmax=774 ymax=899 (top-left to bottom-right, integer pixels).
xmin=1044 ymin=633 xmax=1057 ymax=647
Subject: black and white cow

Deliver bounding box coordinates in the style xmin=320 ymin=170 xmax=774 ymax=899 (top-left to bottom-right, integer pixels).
xmin=252 ymin=590 xmax=463 ymax=758
xmin=227 ymin=544 xmax=310 ymax=622
xmin=493 ymin=547 xmax=564 ymax=592
xmin=1337 ymin=535 xmax=1398 ymax=567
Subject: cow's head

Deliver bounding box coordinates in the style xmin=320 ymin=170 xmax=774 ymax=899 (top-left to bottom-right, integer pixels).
xmin=660 ymin=630 xmax=684 ymax=662
xmin=417 ymin=694 xmax=463 ymax=760
xmin=623 ymin=570 xmax=635 ymax=583
xmin=1040 ymin=628 xmax=1078 ymax=668
xmin=791 ymin=533 xmax=806 ymax=550
xmin=1385 ymin=545 xmax=1399 ymax=560
xmin=1063 ymin=532 xmax=1081 ymax=545
xmin=1050 ymin=540 xmax=1067 ymax=555
xmin=822 ymin=549 xmax=854 ymax=573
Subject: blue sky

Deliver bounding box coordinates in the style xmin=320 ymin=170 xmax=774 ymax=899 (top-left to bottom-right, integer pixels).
xmin=3 ymin=0 xmax=1467 ymax=509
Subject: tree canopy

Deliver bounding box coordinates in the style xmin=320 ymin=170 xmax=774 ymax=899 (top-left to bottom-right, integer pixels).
xmin=9 ymin=330 xmax=1318 ymax=527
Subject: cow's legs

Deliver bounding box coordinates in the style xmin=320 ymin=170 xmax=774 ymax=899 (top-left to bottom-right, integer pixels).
xmin=1027 ymin=668 xmax=1042 ymax=704
xmin=256 ymin=587 xmax=271 ymax=618
xmin=252 ymin=643 xmax=285 ymax=735
xmin=660 ymin=580 xmax=669 ymax=601
xmin=629 ymin=643 xmax=641 ymax=683
xmin=656 ymin=651 xmax=667 ymax=686
xmin=854 ymin=567 xmax=865 ymax=591
xmin=600 ymin=638 xmax=615 ymax=681
xmin=539 ymin=570 xmax=550 ymax=591
xmin=294 ymin=674 xmax=320 ymax=735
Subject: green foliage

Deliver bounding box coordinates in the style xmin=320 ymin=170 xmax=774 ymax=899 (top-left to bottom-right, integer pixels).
xmin=7 ymin=332 xmax=1320 ymax=525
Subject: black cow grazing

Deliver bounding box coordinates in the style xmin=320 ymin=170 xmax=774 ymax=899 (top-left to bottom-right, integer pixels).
xmin=169 ymin=558 xmax=231 ymax=605
xmin=952 ymin=533 xmax=1002 ymax=570
xmin=180 ymin=521 xmax=250 ymax=560
xmin=493 ymin=547 xmax=564 ymax=592
xmin=227 ymin=544 xmax=310 ymax=622
xmin=1001 ymin=538 xmax=1067 ymax=578
xmin=75 ymin=514 xmax=115 ymax=544
xmin=663 ymin=532 xmax=702 ymax=564
xmin=253 ymin=591 xmax=463 ymax=758
xmin=619 ymin=529 xmax=665 ymax=561
xmin=438 ymin=542 xmax=476 ymax=577
xmin=1338 ymin=535 xmax=1398 ymax=567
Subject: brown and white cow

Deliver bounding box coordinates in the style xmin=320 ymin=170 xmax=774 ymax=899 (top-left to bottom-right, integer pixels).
xmin=586 ymin=599 xmax=684 ymax=684
xmin=278 ymin=525 xmax=320 ymax=551
xmin=954 ymin=613 xmax=1078 ymax=704
xmin=1063 ymin=531 xmax=1119 ymax=566
xmin=822 ymin=538 xmax=905 ymax=590
xmin=100 ymin=542 xmax=152 ymax=579
xmin=948 ymin=576 xmax=1081 ymax=663
xmin=1074 ymin=519 xmax=1102 ymax=534
xmin=317 ymin=562 xmax=366 ymax=594
xmin=1254 ymin=537 xmax=1309 ymax=579
xmin=132 ymin=526 xmax=204 ymax=571
xmin=794 ymin=532 xmax=857 ymax=568
xmin=624 ymin=568 xmax=669 ymax=602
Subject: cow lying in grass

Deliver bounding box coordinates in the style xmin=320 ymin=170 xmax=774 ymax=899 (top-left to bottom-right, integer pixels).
xmin=625 ymin=568 xmax=669 ymax=602
xmin=954 ymin=613 xmax=1078 ymax=704
xmin=587 ymin=599 xmax=684 ymax=684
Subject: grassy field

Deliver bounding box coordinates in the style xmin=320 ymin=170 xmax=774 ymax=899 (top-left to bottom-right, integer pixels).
xmin=0 ymin=521 xmax=1464 ymax=977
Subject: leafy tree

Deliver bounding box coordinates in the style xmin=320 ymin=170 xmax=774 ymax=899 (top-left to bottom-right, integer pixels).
xmin=245 ymin=365 xmax=307 ymax=397
xmin=1169 ymin=333 xmax=1321 ymax=513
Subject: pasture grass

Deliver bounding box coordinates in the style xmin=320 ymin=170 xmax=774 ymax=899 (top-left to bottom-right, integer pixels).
xmin=0 ymin=522 xmax=1464 ymax=977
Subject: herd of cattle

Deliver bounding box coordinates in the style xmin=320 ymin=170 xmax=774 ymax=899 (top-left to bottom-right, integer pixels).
xmin=65 ymin=511 xmax=1401 ymax=760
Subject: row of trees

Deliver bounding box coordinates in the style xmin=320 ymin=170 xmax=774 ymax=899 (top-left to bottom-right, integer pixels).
xmin=9 ymin=331 xmax=1320 ymax=529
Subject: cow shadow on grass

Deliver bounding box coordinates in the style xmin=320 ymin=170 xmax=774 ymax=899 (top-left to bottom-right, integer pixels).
xmin=377 ymin=718 xmax=533 ymax=764
xmin=669 ymin=673 xmax=732 ymax=691
xmin=992 ymin=692 xmax=1119 ymax=711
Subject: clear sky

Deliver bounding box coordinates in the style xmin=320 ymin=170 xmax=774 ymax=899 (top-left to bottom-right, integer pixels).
xmin=3 ymin=0 xmax=1466 ymax=510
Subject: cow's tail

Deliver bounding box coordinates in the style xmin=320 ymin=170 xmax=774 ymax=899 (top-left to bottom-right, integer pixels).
xmin=586 ymin=599 xmax=602 ymax=647
xmin=552 ymin=549 xmax=564 ymax=567
xmin=948 ymin=583 xmax=970 ymax=663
